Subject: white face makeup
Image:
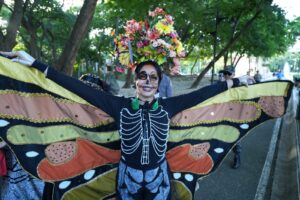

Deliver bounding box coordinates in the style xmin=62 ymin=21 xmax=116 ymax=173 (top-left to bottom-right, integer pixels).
xmin=135 ymin=64 xmax=159 ymax=102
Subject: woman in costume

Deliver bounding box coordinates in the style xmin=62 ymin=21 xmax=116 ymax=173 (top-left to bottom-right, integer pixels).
xmin=0 ymin=50 xmax=246 ymax=200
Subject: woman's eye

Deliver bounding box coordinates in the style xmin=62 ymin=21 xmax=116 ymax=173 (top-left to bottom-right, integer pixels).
xmin=150 ymin=75 xmax=158 ymax=81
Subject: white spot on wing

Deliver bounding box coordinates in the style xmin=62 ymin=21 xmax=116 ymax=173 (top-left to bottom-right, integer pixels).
xmin=240 ymin=124 xmax=249 ymax=129
xmin=59 ymin=181 xmax=71 ymax=189
xmin=184 ymin=174 xmax=194 ymax=182
xmin=214 ymin=148 xmax=224 ymax=153
xmin=84 ymin=170 xmax=96 ymax=180
xmin=173 ymin=173 xmax=181 ymax=179
xmin=0 ymin=120 xmax=9 ymax=127
xmin=25 ymin=151 xmax=39 ymax=157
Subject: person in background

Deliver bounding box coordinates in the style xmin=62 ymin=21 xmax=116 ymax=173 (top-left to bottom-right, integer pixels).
xmin=0 ymin=140 xmax=6 ymax=188
xmin=254 ymin=70 xmax=262 ymax=83
xmin=218 ymin=72 xmax=225 ymax=82
xmin=158 ymin=73 xmax=173 ymax=97
xmin=0 ymin=141 xmax=45 ymax=199
xmin=219 ymin=65 xmax=242 ymax=169
xmin=276 ymin=69 xmax=284 ymax=80
xmin=105 ymin=65 xmax=120 ymax=95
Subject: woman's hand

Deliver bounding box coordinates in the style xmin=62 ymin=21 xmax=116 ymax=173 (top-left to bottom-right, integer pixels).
xmin=0 ymin=141 xmax=7 ymax=148
xmin=0 ymin=51 xmax=35 ymax=66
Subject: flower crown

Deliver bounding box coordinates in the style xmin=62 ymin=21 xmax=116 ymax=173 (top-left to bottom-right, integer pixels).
xmin=114 ymin=7 xmax=185 ymax=69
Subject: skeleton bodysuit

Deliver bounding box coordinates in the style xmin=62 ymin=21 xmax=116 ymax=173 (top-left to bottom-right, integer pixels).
xmin=31 ymin=61 xmax=237 ymax=199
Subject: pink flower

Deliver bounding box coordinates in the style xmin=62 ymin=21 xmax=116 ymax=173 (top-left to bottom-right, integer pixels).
xmin=116 ymin=66 xmax=125 ymax=73
xmin=165 ymin=15 xmax=174 ymax=24
xmin=169 ymin=32 xmax=178 ymax=38
xmin=125 ymin=20 xmax=141 ymax=34
xmin=136 ymin=41 xmax=144 ymax=48
xmin=145 ymin=20 xmax=149 ymax=30
xmin=178 ymin=51 xmax=186 ymax=57
xmin=154 ymin=7 xmax=165 ymax=15
xmin=149 ymin=7 xmax=165 ymax=17
xmin=121 ymin=37 xmax=130 ymax=46
xmin=147 ymin=30 xmax=160 ymax=40
xmin=149 ymin=11 xmax=155 ymax=17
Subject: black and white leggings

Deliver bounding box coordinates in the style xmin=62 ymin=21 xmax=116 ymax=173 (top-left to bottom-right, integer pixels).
xmin=116 ymin=160 xmax=171 ymax=200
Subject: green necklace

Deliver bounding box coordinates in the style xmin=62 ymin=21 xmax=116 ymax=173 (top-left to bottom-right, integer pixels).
xmin=131 ymin=98 xmax=158 ymax=110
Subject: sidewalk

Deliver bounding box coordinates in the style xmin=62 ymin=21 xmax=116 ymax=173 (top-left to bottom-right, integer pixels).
xmin=264 ymin=88 xmax=300 ymax=200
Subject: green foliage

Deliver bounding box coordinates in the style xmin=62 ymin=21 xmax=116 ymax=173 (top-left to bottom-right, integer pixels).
xmin=287 ymin=17 xmax=300 ymax=44
xmin=233 ymin=5 xmax=291 ymax=58
xmin=2 ymin=0 xmax=297 ymax=75
xmin=0 ymin=4 xmax=10 ymax=23
xmin=268 ymin=51 xmax=300 ymax=73
xmin=14 ymin=0 xmax=76 ymax=63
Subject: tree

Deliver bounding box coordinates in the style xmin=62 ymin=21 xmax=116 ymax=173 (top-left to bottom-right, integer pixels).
xmin=54 ymin=0 xmax=98 ymax=75
xmin=2 ymin=0 xmax=295 ymax=81
xmin=234 ymin=5 xmax=291 ymax=58
xmin=1 ymin=0 xmax=99 ymax=76
xmin=0 ymin=0 xmax=25 ymax=51
xmin=190 ymin=0 xmax=266 ymax=87
xmin=287 ymin=16 xmax=300 ymax=43
xmin=20 ymin=0 xmax=66 ymax=60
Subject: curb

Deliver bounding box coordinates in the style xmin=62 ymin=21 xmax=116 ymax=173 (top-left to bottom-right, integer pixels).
xmin=254 ymin=118 xmax=282 ymax=200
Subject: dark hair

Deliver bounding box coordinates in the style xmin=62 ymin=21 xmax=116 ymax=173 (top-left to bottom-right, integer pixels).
xmin=134 ymin=60 xmax=162 ymax=83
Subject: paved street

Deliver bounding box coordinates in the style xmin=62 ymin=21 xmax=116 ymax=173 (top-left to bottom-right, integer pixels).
xmin=195 ymin=119 xmax=276 ymax=200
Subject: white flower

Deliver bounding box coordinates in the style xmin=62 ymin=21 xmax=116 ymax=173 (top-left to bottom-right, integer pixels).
xmin=169 ymin=50 xmax=176 ymax=57
xmin=164 ymin=43 xmax=171 ymax=49
xmin=157 ymin=39 xmax=166 ymax=45
xmin=152 ymin=41 xmax=159 ymax=47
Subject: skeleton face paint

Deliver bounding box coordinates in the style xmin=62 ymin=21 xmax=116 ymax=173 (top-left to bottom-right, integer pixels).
xmin=136 ymin=64 xmax=158 ymax=102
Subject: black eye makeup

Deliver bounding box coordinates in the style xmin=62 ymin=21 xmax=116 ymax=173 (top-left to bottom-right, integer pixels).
xmin=138 ymin=71 xmax=158 ymax=82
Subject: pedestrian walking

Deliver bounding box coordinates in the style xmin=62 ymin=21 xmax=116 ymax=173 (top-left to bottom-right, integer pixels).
xmin=220 ymin=65 xmax=242 ymax=169
xmin=158 ymin=73 xmax=173 ymax=97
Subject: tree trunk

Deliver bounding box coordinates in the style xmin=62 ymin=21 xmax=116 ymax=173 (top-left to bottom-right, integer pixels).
xmin=190 ymin=9 xmax=263 ymax=88
xmin=190 ymin=55 xmax=200 ymax=75
xmin=22 ymin=15 xmax=41 ymax=59
xmin=123 ymin=69 xmax=133 ymax=88
xmin=233 ymin=54 xmax=244 ymax=67
xmin=54 ymin=0 xmax=98 ymax=75
xmin=0 ymin=0 xmax=24 ymax=51
xmin=223 ymin=51 xmax=229 ymax=67
xmin=0 ymin=0 xmax=4 ymax=11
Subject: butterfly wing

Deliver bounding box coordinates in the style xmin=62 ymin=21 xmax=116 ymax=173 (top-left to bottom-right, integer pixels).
xmin=166 ymin=80 xmax=293 ymax=199
xmin=0 ymin=57 xmax=120 ymax=199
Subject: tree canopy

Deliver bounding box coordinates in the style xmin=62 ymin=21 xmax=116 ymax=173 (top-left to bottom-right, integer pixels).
xmin=0 ymin=0 xmax=299 ymax=86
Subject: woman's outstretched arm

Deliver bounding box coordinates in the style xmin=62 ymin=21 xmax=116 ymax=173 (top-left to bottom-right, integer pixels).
xmin=0 ymin=51 xmax=124 ymax=118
